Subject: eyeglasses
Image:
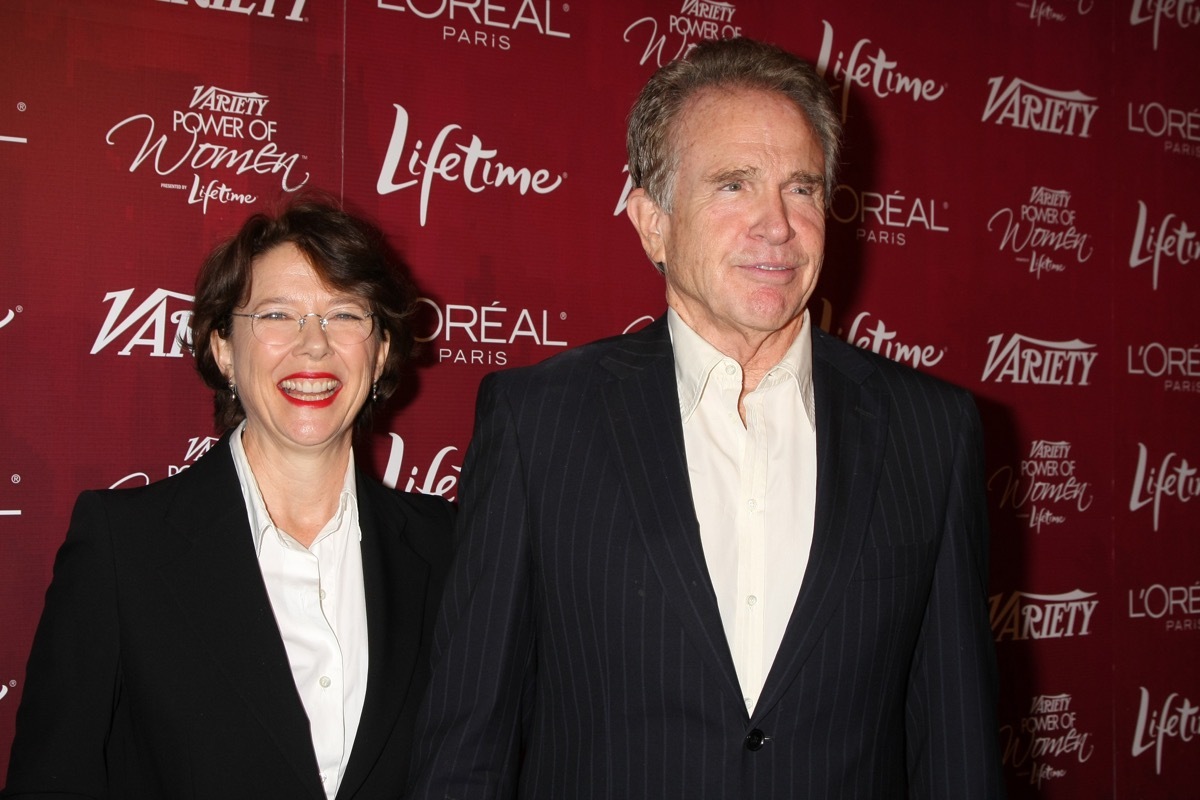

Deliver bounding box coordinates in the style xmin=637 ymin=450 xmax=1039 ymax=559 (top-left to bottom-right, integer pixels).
xmin=230 ymin=309 xmax=376 ymax=346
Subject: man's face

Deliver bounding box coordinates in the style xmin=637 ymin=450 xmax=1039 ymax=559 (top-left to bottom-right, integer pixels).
xmin=628 ymin=87 xmax=827 ymax=349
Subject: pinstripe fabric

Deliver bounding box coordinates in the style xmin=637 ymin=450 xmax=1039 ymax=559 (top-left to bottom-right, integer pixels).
xmin=409 ymin=316 xmax=1004 ymax=799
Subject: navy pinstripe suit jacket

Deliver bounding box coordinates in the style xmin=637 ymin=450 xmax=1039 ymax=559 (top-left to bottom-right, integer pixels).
xmin=409 ymin=315 xmax=1004 ymax=799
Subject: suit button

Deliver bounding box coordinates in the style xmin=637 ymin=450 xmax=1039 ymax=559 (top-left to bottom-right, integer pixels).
xmin=745 ymin=729 xmax=765 ymax=751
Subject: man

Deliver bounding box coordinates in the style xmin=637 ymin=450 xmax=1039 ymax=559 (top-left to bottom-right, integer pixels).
xmin=409 ymin=38 xmax=1004 ymax=799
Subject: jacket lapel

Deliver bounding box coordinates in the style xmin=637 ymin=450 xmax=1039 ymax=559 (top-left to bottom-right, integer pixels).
xmin=599 ymin=317 xmax=743 ymax=705
xmin=336 ymin=479 xmax=430 ymax=798
xmin=155 ymin=435 xmax=325 ymax=798
xmin=753 ymin=329 xmax=889 ymax=720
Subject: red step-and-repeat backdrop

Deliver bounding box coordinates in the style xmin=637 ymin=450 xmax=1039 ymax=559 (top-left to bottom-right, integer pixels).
xmin=2 ymin=1 xmax=1197 ymax=796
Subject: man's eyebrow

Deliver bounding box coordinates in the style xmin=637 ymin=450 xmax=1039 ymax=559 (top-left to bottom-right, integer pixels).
xmin=787 ymin=170 xmax=825 ymax=186
xmin=707 ymin=166 xmax=758 ymax=184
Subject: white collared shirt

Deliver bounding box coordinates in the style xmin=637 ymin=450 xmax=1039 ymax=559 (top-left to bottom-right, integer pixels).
xmin=669 ymin=309 xmax=818 ymax=715
xmin=230 ymin=423 xmax=369 ymax=799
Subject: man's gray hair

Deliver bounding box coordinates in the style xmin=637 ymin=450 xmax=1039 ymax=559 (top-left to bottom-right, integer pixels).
xmin=627 ymin=37 xmax=842 ymax=215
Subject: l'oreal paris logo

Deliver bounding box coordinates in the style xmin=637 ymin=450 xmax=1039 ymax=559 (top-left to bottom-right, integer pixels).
xmin=156 ymin=0 xmax=307 ymax=21
xmin=981 ymin=334 xmax=1097 ymax=385
xmin=378 ymin=0 xmax=570 ymax=51
xmin=982 ymin=77 xmax=1098 ymax=137
xmin=377 ymin=105 xmax=564 ymax=226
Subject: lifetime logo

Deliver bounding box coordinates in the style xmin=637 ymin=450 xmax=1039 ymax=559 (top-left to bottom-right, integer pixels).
xmin=981 ymin=333 xmax=1097 ymax=385
xmin=157 ymin=0 xmax=307 ymax=22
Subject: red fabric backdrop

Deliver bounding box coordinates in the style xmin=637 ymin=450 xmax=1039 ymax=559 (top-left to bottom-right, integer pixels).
xmin=2 ymin=1 xmax=1198 ymax=796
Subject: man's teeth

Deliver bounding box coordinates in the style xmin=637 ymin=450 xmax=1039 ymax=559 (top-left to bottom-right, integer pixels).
xmin=279 ymin=378 xmax=340 ymax=396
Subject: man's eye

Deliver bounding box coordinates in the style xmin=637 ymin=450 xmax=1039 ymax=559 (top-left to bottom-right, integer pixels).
xmin=722 ymin=182 xmax=743 ymax=191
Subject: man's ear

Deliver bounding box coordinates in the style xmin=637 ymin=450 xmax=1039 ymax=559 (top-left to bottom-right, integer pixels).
xmin=625 ymin=187 xmax=667 ymax=267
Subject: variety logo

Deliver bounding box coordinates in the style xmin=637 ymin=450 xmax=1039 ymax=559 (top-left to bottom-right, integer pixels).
xmin=378 ymin=0 xmax=570 ymax=51
xmin=829 ymin=184 xmax=948 ymax=246
xmin=381 ymin=433 xmax=460 ymax=501
xmin=622 ymin=0 xmax=742 ymax=68
xmin=987 ymin=186 xmax=1093 ymax=278
xmin=1128 ymin=443 xmax=1200 ymax=532
xmin=814 ymin=20 xmax=945 ymax=122
xmin=377 ymin=104 xmax=564 ymax=227
xmin=988 ymin=439 xmax=1094 ymax=534
xmin=412 ymin=297 xmax=567 ymax=367
xmin=1128 ymin=581 xmax=1200 ymax=633
xmin=157 ymin=0 xmax=307 ymax=21
xmin=1014 ymin=0 xmax=1095 ymax=25
xmin=1000 ymin=692 xmax=1095 ymax=789
xmin=105 ymin=85 xmax=308 ymax=214
xmin=91 ymin=288 xmax=194 ymax=358
xmin=990 ymin=589 xmax=1099 ymax=641
xmin=1126 ymin=341 xmax=1200 ymax=394
xmin=1128 ymin=200 xmax=1199 ymax=290
xmin=1131 ymin=687 xmax=1200 ymax=776
xmin=109 ymin=435 xmax=219 ymax=489
xmin=982 ymin=77 xmax=1098 ymax=137
xmin=1129 ymin=0 xmax=1200 ymax=51
xmin=982 ymin=333 xmax=1097 ymax=385
xmin=1127 ymin=100 xmax=1200 ymax=159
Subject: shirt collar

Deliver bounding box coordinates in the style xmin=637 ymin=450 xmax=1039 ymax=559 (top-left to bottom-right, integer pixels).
xmin=228 ymin=420 xmax=360 ymax=553
xmin=667 ymin=307 xmax=816 ymax=429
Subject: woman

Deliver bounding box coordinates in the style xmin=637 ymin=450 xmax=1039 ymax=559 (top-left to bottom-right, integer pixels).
xmin=4 ymin=195 xmax=454 ymax=799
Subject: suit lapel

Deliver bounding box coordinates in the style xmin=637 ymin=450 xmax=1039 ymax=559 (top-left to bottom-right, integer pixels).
xmin=337 ymin=480 xmax=429 ymax=798
xmin=599 ymin=317 xmax=743 ymax=704
xmin=155 ymin=436 xmax=325 ymax=799
xmin=753 ymin=330 xmax=889 ymax=719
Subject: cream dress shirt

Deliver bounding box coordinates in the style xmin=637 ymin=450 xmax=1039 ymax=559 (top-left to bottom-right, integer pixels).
xmin=669 ymin=309 xmax=818 ymax=714
xmin=230 ymin=423 xmax=369 ymax=799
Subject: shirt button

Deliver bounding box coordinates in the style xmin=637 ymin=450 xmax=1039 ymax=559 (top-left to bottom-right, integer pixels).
xmin=725 ymin=363 xmax=736 ymax=375
xmin=319 ymin=589 xmax=327 ymax=601
xmin=747 ymin=595 xmax=758 ymax=607
xmin=319 ymin=676 xmax=331 ymax=688
xmin=747 ymin=499 xmax=757 ymax=511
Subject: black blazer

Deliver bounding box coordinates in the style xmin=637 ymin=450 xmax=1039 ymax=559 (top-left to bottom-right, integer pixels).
xmin=409 ymin=316 xmax=1003 ymax=799
xmin=4 ymin=433 xmax=454 ymax=799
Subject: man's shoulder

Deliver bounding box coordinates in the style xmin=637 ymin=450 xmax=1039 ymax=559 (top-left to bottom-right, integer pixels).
xmin=483 ymin=320 xmax=667 ymax=394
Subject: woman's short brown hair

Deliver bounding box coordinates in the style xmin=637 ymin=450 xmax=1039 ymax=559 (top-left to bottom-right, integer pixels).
xmin=189 ymin=192 xmax=417 ymax=431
